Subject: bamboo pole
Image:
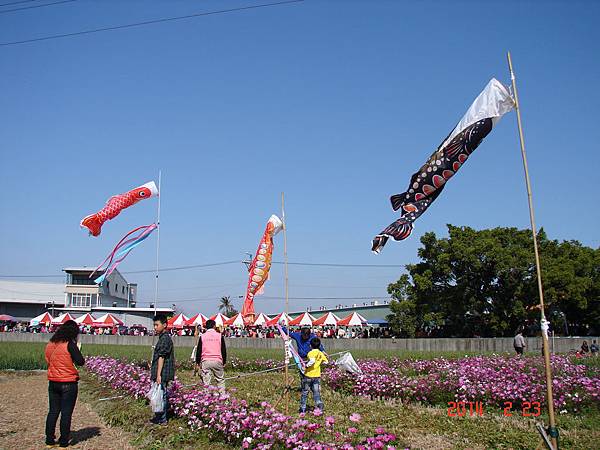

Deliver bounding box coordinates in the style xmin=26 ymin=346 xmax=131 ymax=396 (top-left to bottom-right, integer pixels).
xmin=507 ymin=51 xmax=558 ymax=449
xmin=281 ymin=192 xmax=290 ymax=414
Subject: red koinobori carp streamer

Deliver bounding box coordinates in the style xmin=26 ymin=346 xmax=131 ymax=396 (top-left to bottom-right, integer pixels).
xmin=241 ymin=215 xmax=283 ymax=323
xmin=80 ymin=181 xmax=159 ymax=236
xmin=372 ymin=78 xmax=515 ymax=253
xmin=90 ymin=224 xmax=158 ymax=284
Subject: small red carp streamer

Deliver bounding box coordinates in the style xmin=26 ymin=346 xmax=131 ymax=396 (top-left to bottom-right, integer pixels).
xmin=241 ymin=215 xmax=283 ymax=323
xmin=80 ymin=181 xmax=158 ymax=236
xmin=91 ymin=224 xmax=157 ymax=284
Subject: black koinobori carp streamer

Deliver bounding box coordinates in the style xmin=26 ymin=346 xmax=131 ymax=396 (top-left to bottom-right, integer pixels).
xmin=371 ymin=78 xmax=515 ymax=253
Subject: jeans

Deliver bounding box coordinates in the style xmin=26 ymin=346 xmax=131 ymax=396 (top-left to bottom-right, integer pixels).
xmin=45 ymin=381 xmax=78 ymax=446
xmin=300 ymin=376 xmax=323 ymax=412
xmin=154 ymin=382 xmax=169 ymax=423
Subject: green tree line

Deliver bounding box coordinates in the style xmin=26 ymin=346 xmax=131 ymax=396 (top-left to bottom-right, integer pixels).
xmin=386 ymin=225 xmax=600 ymax=338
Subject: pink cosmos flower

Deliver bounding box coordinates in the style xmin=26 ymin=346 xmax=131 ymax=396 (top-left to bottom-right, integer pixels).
xmin=349 ymin=413 xmax=362 ymax=422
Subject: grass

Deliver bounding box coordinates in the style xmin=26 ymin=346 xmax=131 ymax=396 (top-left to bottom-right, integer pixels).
xmin=79 ymin=372 xmax=232 ymax=450
xmin=0 ymin=341 xmax=503 ymax=370
xmin=3 ymin=341 xmax=599 ymax=448
xmin=79 ymin=367 xmax=600 ymax=450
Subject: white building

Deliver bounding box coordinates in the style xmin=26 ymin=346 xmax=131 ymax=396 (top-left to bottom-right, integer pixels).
xmin=0 ymin=267 xmax=173 ymax=328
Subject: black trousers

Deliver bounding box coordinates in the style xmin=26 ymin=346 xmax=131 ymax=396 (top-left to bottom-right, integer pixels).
xmin=45 ymin=381 xmax=78 ymax=445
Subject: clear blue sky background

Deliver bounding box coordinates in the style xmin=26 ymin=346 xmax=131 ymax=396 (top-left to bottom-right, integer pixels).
xmin=1 ymin=0 xmax=599 ymax=316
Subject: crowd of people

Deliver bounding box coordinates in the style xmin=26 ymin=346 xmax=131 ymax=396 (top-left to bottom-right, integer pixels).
xmin=219 ymin=325 xmax=392 ymax=339
xmin=0 ymin=322 xmax=149 ymax=336
xmin=0 ymin=318 xmax=392 ymax=339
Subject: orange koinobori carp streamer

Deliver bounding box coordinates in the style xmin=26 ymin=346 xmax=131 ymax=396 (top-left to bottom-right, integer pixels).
xmin=80 ymin=181 xmax=159 ymax=236
xmin=372 ymin=78 xmax=515 ymax=253
xmin=241 ymin=215 xmax=284 ymax=322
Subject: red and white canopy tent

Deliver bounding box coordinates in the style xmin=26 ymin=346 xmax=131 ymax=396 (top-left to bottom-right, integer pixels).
xmin=266 ymin=312 xmax=291 ymax=326
xmin=225 ymin=313 xmax=245 ymax=328
xmin=186 ymin=313 xmax=208 ymax=328
xmin=75 ymin=313 xmax=96 ymax=326
xmin=29 ymin=312 xmax=53 ymax=326
xmin=93 ymin=313 xmax=124 ymax=328
xmin=210 ymin=313 xmax=230 ymax=328
xmin=253 ymin=313 xmax=271 ymax=327
xmin=289 ymin=312 xmax=316 ymax=327
xmin=337 ymin=312 xmax=368 ymax=327
xmin=312 ymin=312 xmax=340 ymax=327
xmin=51 ymin=313 xmax=76 ymax=325
xmin=167 ymin=313 xmax=189 ymax=329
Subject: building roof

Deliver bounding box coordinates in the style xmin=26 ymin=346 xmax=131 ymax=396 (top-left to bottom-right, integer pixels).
xmin=0 ymin=280 xmax=64 ymax=305
xmin=289 ymin=302 xmax=391 ymax=316
xmin=63 ymin=267 xmax=104 ymax=273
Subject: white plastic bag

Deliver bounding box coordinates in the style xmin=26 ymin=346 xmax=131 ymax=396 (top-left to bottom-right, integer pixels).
xmin=147 ymin=382 xmax=164 ymax=413
xmin=190 ymin=345 xmax=197 ymax=361
xmin=335 ymin=352 xmax=362 ymax=375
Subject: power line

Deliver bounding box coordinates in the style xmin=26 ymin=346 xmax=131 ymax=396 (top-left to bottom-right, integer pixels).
xmin=0 ymin=259 xmax=405 ymax=278
xmin=272 ymin=261 xmax=404 ymax=268
xmin=0 ymin=274 xmax=64 ymax=278
xmin=0 ymin=0 xmax=304 ymax=47
xmin=123 ymin=260 xmax=240 ymax=274
xmin=0 ymin=0 xmax=76 ymax=14
xmin=0 ymin=0 xmax=43 ymax=7
xmin=173 ymin=295 xmax=392 ymax=304
xmin=260 ymin=296 xmax=389 ymax=300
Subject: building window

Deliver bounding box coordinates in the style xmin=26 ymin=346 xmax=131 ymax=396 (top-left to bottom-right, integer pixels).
xmin=122 ymin=286 xmax=125 ymax=294
xmin=70 ymin=293 xmax=92 ymax=307
xmin=115 ymin=283 xmax=118 ymax=293
xmin=68 ymin=275 xmax=96 ymax=286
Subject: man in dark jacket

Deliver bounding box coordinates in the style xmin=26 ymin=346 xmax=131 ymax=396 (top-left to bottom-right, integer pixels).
xmin=284 ymin=326 xmax=326 ymax=391
xmin=150 ymin=314 xmax=175 ymax=425
xmin=288 ymin=327 xmax=324 ymax=359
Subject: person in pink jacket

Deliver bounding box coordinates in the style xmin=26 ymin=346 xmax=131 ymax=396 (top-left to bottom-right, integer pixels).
xmin=195 ymin=319 xmax=227 ymax=390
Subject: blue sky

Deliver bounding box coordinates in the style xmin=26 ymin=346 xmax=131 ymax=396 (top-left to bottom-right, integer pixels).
xmin=1 ymin=0 xmax=599 ymax=316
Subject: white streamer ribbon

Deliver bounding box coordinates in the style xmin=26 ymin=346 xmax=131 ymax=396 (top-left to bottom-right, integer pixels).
xmin=541 ymin=318 xmax=550 ymax=338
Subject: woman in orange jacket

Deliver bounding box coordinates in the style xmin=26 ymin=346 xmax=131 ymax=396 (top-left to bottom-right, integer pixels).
xmin=44 ymin=320 xmax=85 ymax=448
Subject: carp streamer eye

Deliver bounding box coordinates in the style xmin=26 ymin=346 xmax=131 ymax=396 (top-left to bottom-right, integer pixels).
xmin=139 ymin=191 xmax=146 ymax=196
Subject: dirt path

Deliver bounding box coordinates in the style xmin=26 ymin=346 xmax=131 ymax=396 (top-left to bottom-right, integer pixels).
xmin=0 ymin=372 xmax=135 ymax=450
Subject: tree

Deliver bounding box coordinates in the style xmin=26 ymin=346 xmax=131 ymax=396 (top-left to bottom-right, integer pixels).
xmin=218 ymin=296 xmax=238 ymax=316
xmin=387 ymin=225 xmax=600 ymax=337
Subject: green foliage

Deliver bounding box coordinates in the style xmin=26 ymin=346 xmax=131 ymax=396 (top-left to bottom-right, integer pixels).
xmin=387 ymin=225 xmax=600 ymax=337
xmin=218 ymin=295 xmax=237 ymax=316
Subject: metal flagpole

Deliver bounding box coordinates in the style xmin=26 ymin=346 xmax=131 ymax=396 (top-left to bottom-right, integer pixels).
xmin=154 ymin=170 xmax=162 ymax=316
xmin=150 ymin=170 xmax=162 ymax=365
xmin=281 ymin=192 xmax=290 ymax=414
xmin=507 ymin=51 xmax=558 ymax=449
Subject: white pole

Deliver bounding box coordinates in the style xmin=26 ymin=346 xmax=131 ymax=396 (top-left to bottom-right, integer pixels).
xmin=154 ymin=170 xmax=162 ymax=316
xmin=281 ymin=192 xmax=290 ymax=415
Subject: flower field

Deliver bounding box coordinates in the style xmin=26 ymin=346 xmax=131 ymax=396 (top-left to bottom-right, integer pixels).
xmin=82 ymin=353 xmax=600 ymax=449
xmin=86 ymin=356 xmax=399 ymax=449
xmin=177 ymin=353 xmax=600 ymax=413
xmin=324 ymin=355 xmax=600 ymax=413
xmin=3 ymin=342 xmax=599 ymax=448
